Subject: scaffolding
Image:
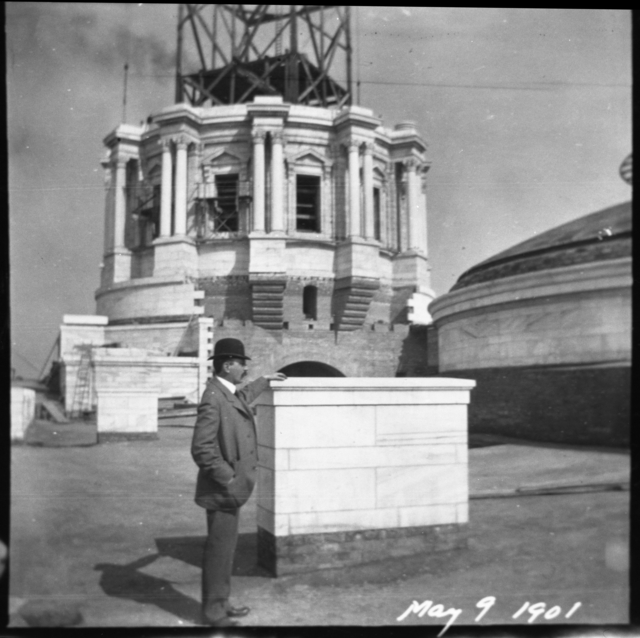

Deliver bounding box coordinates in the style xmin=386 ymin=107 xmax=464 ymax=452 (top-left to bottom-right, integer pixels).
xmin=175 ymin=5 xmax=353 ymax=108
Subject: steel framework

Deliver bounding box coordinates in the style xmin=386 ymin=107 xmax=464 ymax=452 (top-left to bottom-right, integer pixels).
xmin=175 ymin=4 xmax=353 ymax=107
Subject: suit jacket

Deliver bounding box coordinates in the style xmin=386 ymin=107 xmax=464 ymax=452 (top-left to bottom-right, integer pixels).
xmin=191 ymin=375 xmax=270 ymax=511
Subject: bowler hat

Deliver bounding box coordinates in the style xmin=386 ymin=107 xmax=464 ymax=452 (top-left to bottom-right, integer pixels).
xmin=209 ymin=337 xmax=251 ymax=361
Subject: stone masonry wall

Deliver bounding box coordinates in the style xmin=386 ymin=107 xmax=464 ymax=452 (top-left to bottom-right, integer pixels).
xmin=212 ymin=322 xmax=425 ymax=379
xmin=257 ymin=524 xmax=467 ymax=576
xmin=440 ymin=365 xmax=630 ymax=447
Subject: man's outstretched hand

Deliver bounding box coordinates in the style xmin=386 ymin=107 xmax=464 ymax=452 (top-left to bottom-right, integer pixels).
xmin=264 ymin=372 xmax=288 ymax=381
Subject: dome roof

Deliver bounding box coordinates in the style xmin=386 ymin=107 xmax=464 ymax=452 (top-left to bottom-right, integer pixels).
xmin=452 ymin=201 xmax=632 ymax=291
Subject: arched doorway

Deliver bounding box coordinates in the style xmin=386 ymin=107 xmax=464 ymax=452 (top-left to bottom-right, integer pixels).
xmin=279 ymin=361 xmax=345 ymax=377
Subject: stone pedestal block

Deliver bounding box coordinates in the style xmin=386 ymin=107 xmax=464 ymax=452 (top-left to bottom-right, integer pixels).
xmin=254 ymin=377 xmax=475 ymax=576
xmin=11 ymin=386 xmax=36 ymax=442
xmin=97 ymin=388 xmax=158 ymax=441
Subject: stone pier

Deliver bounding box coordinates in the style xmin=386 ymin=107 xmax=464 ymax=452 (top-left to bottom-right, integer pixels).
xmin=254 ymin=377 xmax=475 ymax=575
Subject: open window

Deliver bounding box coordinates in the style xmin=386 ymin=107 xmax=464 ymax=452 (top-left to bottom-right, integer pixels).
xmin=296 ymin=174 xmax=321 ymax=232
xmin=303 ymin=285 xmax=318 ymax=320
xmin=210 ymin=173 xmax=239 ymax=232
xmin=200 ymin=173 xmax=239 ymax=233
xmin=135 ymin=184 xmax=160 ymax=247
xmin=373 ymin=186 xmax=381 ymax=241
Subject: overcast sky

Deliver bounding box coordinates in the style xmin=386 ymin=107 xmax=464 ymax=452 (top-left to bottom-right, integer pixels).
xmin=7 ymin=5 xmax=631 ymax=379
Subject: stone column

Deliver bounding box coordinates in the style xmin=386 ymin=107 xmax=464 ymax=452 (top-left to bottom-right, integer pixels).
xmin=174 ymin=137 xmax=188 ymax=236
xmin=101 ymin=158 xmax=113 ymax=256
xmin=270 ymin=130 xmax=285 ymax=233
xmin=160 ymin=139 xmax=173 ymax=237
xmin=252 ymin=129 xmax=266 ymax=232
xmin=113 ymin=160 xmax=127 ymax=248
xmin=347 ymin=140 xmax=361 ymax=238
xmin=405 ymin=158 xmax=421 ymax=252
xmin=420 ymin=167 xmax=429 ymax=256
xmin=362 ymin=142 xmax=375 ymax=240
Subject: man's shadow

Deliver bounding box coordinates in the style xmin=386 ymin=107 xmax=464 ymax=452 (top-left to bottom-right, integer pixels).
xmin=94 ymin=532 xmax=267 ymax=624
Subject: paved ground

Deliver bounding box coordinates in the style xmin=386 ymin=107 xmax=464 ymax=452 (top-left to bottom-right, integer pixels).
xmin=9 ymin=426 xmax=630 ymax=630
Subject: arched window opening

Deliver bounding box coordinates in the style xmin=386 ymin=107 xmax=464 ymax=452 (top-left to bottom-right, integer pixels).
xmin=279 ymin=361 xmax=345 ymax=377
xmin=303 ymin=285 xmax=318 ymax=320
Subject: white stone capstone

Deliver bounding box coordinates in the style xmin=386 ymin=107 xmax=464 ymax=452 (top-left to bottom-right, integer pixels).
xmin=254 ymin=377 xmax=474 ymax=537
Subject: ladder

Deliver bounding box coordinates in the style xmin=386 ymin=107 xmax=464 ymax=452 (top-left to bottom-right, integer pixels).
xmin=70 ymin=346 xmax=94 ymax=418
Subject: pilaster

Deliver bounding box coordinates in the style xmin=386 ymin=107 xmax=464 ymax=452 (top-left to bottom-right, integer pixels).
xmin=160 ymin=138 xmax=173 ymax=237
xmin=404 ymin=158 xmax=421 ymax=252
xmin=270 ymin=130 xmax=285 ymax=234
xmin=174 ymin=136 xmax=188 ymax=236
xmin=347 ymin=140 xmax=362 ymax=238
xmin=252 ymin=128 xmax=267 ymax=232
xmin=363 ymin=142 xmax=375 ymax=240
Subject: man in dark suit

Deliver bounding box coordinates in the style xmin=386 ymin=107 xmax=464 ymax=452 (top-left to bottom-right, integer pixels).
xmin=191 ymin=337 xmax=286 ymax=627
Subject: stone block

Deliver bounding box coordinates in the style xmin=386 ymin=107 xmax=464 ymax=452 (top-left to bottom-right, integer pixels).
xmin=335 ymin=240 xmax=380 ymax=279
xmin=265 ymin=405 xmax=376 ymax=448
xmin=257 ymin=504 xmax=289 ymax=536
xmin=456 ymin=503 xmax=469 ymax=523
xmin=288 ymin=444 xmax=458 ymax=470
xmin=257 ymin=466 xmax=275 ymax=512
xmin=257 ymin=444 xmax=289 ymax=469
xmin=288 ymin=507 xmax=399 ymax=536
xmin=455 ymin=444 xmax=468 ymax=464
xmin=255 ymin=378 xmax=472 ymax=573
xmin=256 ymin=405 xmax=274 ymax=448
xmin=397 ymin=504 xmax=457 ymax=528
xmin=249 ymin=236 xmax=286 ymax=273
xmin=375 ymin=404 xmax=467 ymax=446
xmin=97 ymin=389 xmax=158 ymax=438
xmin=272 ymin=468 xmax=376 ymax=514
xmin=376 ymin=463 xmax=467 ymax=509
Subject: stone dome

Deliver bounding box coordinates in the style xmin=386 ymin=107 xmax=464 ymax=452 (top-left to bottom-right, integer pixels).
xmin=452 ymin=201 xmax=631 ymax=291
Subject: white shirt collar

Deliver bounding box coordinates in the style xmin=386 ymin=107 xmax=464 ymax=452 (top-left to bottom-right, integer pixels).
xmin=216 ymin=375 xmax=236 ymax=394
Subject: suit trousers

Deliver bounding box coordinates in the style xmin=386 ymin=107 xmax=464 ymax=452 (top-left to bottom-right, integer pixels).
xmin=202 ymin=507 xmax=239 ymax=622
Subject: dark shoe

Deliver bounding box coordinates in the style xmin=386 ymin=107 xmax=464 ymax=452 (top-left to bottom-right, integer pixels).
xmin=204 ymin=616 xmax=241 ymax=627
xmin=227 ymin=605 xmax=250 ymax=618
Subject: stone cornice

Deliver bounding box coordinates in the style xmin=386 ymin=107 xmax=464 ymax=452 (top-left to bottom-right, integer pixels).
xmin=153 ymin=102 xmax=203 ymax=128
xmin=247 ymin=97 xmax=290 ymax=121
xmin=429 ymin=257 xmax=632 ymax=323
xmin=334 ymin=105 xmax=380 ymax=132
xmin=95 ymin=275 xmax=195 ymax=299
xmin=103 ymin=123 xmax=144 ymax=148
